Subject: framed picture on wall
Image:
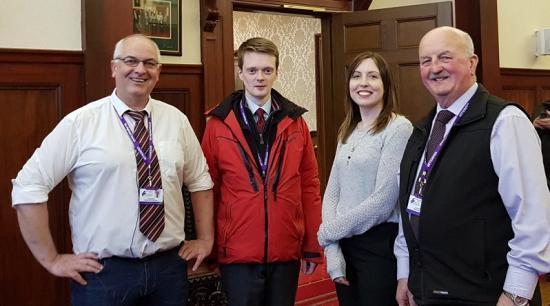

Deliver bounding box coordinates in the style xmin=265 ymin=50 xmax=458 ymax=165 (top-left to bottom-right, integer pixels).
xmin=133 ymin=0 xmax=182 ymax=56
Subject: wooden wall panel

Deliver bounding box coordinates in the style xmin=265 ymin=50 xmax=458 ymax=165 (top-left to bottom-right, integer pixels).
xmin=154 ymin=64 xmax=205 ymax=137
xmin=501 ymin=87 xmax=537 ymax=115
xmin=501 ymin=68 xmax=550 ymax=117
xmin=345 ymin=23 xmax=381 ymax=51
xmin=543 ymin=88 xmax=550 ymax=103
xmin=0 ymin=49 xmax=84 ymax=306
xmin=396 ymin=17 xmax=436 ymax=48
xmin=396 ymin=63 xmax=435 ymax=123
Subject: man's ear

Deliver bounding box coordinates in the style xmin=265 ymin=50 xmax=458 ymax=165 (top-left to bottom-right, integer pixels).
xmin=469 ymin=54 xmax=479 ymax=76
xmin=111 ymin=60 xmax=117 ymax=78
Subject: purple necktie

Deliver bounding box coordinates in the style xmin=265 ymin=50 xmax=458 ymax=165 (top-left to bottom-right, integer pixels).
xmin=410 ymin=110 xmax=455 ymax=238
xmin=425 ymin=110 xmax=455 ymax=161
xmin=255 ymin=108 xmax=266 ymax=132
xmin=126 ymin=110 xmax=164 ymax=242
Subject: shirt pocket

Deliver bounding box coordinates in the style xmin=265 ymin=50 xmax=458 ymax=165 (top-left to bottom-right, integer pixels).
xmin=155 ymin=140 xmax=184 ymax=182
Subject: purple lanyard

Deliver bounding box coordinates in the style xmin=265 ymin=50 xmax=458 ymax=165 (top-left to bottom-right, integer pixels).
xmin=240 ymin=100 xmax=269 ymax=176
xmin=114 ymin=106 xmax=154 ymax=166
xmin=414 ymin=102 xmax=470 ymax=197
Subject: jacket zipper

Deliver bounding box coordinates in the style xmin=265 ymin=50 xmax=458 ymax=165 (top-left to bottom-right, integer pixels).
xmin=236 ymin=142 xmax=259 ymax=192
xmin=271 ymin=140 xmax=286 ymax=201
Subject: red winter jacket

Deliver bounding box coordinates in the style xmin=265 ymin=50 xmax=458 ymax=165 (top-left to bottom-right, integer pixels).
xmin=201 ymin=90 xmax=323 ymax=264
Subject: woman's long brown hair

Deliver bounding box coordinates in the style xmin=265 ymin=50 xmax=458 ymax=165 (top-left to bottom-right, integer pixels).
xmin=337 ymin=52 xmax=399 ymax=143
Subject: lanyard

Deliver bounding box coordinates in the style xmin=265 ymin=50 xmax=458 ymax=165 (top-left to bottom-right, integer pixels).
xmin=414 ymin=102 xmax=470 ymax=197
xmin=113 ymin=105 xmax=154 ymax=167
xmin=239 ymin=100 xmax=269 ymax=176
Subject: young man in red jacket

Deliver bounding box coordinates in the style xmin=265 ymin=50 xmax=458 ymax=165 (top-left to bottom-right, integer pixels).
xmin=201 ymin=37 xmax=323 ymax=306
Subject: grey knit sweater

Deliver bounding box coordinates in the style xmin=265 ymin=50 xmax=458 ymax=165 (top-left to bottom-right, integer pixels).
xmin=319 ymin=115 xmax=412 ymax=279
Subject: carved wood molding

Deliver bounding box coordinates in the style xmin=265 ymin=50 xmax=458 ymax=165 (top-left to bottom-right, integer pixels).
xmin=202 ymin=0 xmax=220 ymax=32
xmin=501 ymin=67 xmax=550 ymax=78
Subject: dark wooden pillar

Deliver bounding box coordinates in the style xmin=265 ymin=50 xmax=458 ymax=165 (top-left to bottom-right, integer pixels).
xmin=455 ymin=0 xmax=502 ymax=96
xmin=83 ymin=0 xmax=133 ymax=103
xmin=200 ymin=0 xmax=235 ymax=110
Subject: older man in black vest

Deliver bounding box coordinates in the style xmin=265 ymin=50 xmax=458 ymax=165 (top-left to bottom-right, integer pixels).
xmin=395 ymin=26 xmax=550 ymax=306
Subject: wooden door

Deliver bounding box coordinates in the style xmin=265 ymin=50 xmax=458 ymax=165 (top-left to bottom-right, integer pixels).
xmin=0 ymin=51 xmax=84 ymax=306
xmin=318 ymin=2 xmax=453 ymax=178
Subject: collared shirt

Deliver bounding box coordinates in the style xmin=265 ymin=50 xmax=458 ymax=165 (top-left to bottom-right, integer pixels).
xmin=12 ymin=91 xmax=213 ymax=258
xmin=245 ymin=92 xmax=272 ymax=121
xmin=394 ymin=83 xmax=550 ymax=299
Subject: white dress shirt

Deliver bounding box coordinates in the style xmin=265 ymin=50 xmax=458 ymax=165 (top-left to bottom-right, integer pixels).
xmin=12 ymin=91 xmax=213 ymax=258
xmin=394 ymin=83 xmax=550 ymax=299
xmin=245 ymin=92 xmax=272 ymax=120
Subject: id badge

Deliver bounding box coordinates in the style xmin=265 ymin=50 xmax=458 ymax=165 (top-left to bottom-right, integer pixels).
xmin=406 ymin=195 xmax=422 ymax=216
xmin=139 ymin=188 xmax=164 ymax=205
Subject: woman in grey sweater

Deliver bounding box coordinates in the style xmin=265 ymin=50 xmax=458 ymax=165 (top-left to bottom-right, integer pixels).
xmin=318 ymin=52 xmax=412 ymax=305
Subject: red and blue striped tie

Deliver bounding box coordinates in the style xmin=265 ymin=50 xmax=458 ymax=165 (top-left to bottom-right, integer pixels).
xmin=127 ymin=110 xmax=164 ymax=241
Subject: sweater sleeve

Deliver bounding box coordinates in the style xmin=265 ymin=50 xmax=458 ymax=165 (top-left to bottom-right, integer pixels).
xmin=325 ymin=242 xmax=346 ymax=280
xmin=318 ymin=120 xmax=412 ymax=246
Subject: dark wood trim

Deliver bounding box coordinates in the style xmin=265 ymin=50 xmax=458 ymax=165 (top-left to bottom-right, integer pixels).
xmin=234 ymin=0 xmax=351 ymax=11
xmin=501 ymin=67 xmax=550 ymax=78
xmin=320 ymin=13 xmax=339 ymax=191
xmin=0 ymin=49 xmax=84 ymax=64
xmin=314 ymin=33 xmax=327 ymax=193
xmin=160 ymin=63 xmax=203 ymax=74
xmin=222 ymin=1 xmax=236 ymax=98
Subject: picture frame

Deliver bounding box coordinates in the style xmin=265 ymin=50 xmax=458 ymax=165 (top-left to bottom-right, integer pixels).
xmin=133 ymin=0 xmax=182 ymax=56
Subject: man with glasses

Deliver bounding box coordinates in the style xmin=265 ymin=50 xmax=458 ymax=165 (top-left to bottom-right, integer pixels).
xmin=11 ymin=34 xmax=214 ymax=306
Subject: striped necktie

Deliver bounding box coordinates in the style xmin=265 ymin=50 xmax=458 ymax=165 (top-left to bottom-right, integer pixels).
xmin=255 ymin=108 xmax=266 ymax=132
xmin=126 ymin=110 xmax=164 ymax=241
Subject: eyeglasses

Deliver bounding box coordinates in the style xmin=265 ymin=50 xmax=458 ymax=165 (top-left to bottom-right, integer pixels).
xmin=114 ymin=56 xmax=160 ymax=69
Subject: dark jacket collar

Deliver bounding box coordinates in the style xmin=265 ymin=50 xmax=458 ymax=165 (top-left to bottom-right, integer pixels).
xmin=414 ymin=84 xmax=492 ymax=135
xmin=205 ymin=89 xmax=307 ymax=121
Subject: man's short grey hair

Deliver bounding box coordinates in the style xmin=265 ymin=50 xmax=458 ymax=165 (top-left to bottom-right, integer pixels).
xmin=112 ymin=34 xmax=161 ymax=60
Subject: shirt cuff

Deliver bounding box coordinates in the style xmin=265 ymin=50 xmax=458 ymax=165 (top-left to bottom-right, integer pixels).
xmin=11 ymin=180 xmax=49 ymax=206
xmin=396 ymin=255 xmax=409 ymax=280
xmin=503 ymin=265 xmax=539 ymax=299
xmin=185 ymin=173 xmax=214 ymax=193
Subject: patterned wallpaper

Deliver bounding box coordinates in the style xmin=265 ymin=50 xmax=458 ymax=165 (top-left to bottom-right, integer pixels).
xmin=233 ymin=11 xmax=321 ymax=130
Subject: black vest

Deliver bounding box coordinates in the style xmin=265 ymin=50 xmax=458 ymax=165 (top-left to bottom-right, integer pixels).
xmin=399 ymin=86 xmax=519 ymax=304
